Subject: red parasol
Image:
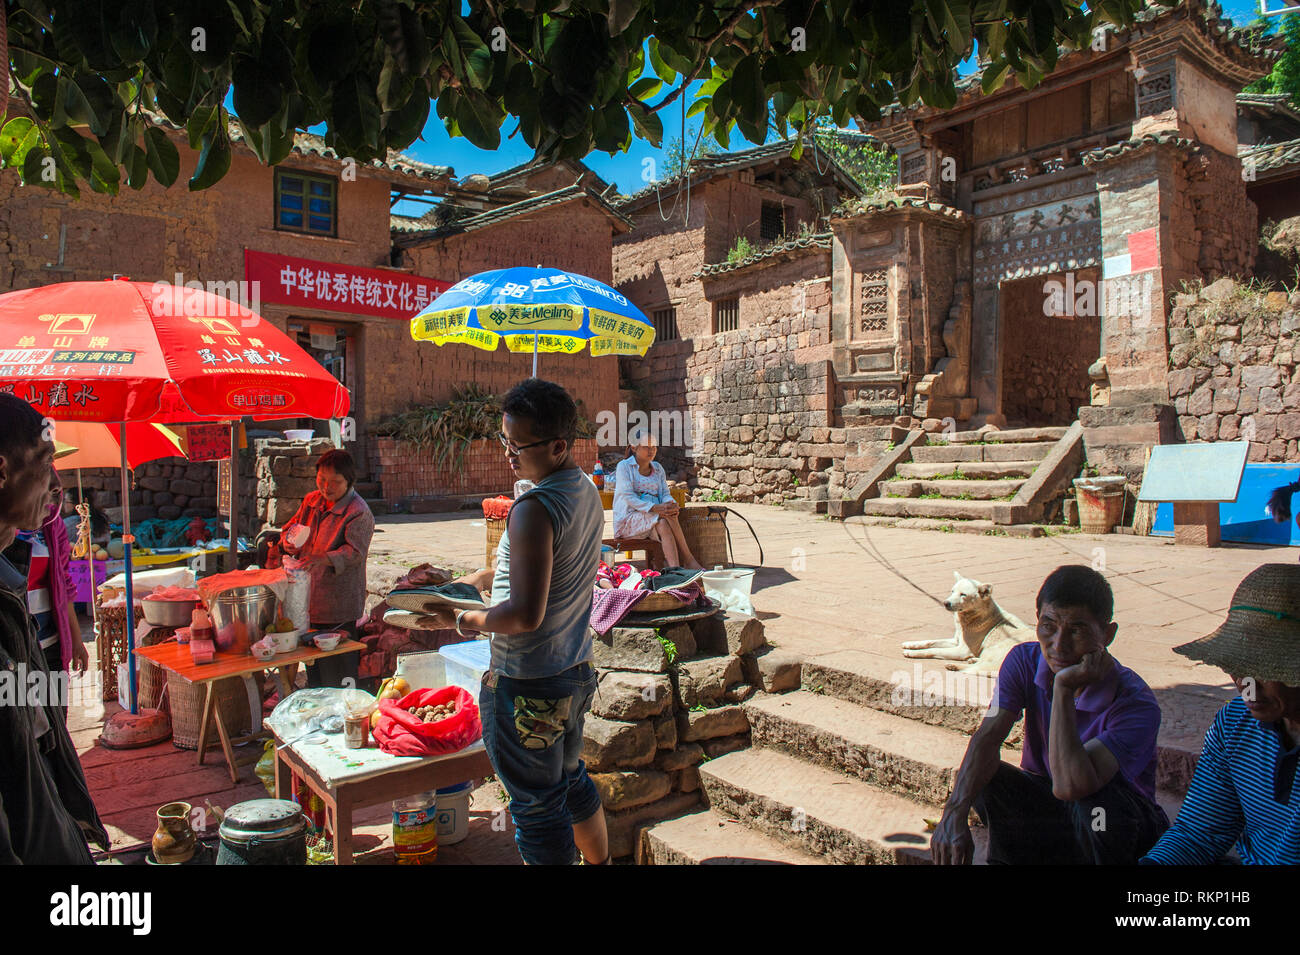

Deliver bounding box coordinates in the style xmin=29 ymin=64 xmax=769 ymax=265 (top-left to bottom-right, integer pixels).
xmin=0 ymin=278 xmax=350 ymax=421
xmin=0 ymin=278 xmax=351 ymax=715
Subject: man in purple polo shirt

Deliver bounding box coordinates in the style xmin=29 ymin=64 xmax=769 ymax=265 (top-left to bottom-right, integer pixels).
xmin=931 ymin=564 xmax=1168 ymax=864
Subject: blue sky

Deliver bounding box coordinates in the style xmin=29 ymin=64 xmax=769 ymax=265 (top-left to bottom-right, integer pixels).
xmin=376 ymin=1 xmax=1270 ymax=204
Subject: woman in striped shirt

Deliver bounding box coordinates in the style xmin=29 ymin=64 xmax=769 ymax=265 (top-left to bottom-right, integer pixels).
xmin=1142 ymin=564 xmax=1300 ymax=865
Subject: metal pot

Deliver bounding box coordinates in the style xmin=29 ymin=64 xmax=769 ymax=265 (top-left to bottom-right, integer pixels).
xmin=215 ymin=799 xmax=307 ymax=865
xmin=142 ymin=598 xmax=200 ymax=628
xmin=208 ymin=585 xmax=278 ymax=653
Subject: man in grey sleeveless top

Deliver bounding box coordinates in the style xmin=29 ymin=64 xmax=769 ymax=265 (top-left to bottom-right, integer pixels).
xmin=418 ymin=379 xmax=608 ymax=865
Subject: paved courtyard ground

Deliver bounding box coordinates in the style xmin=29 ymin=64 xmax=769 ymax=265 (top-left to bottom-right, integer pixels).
xmin=77 ymin=504 xmax=1292 ymax=863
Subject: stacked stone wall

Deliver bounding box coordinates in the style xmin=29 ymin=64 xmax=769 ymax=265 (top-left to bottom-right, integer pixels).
xmin=581 ymin=612 xmax=796 ymax=859
xmin=1168 ymin=278 xmax=1300 ymax=461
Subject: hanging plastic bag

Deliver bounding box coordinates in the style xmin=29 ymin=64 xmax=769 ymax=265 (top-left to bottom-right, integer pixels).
xmin=255 ymin=739 xmax=277 ymax=796
xmin=372 ymin=686 xmax=481 ymax=758
xmin=280 ymin=556 xmax=312 ymax=632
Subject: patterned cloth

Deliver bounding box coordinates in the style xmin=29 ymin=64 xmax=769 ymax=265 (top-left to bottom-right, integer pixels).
xmin=589 ymin=587 xmax=650 ymax=635
xmin=1141 ymin=697 xmax=1300 ymax=865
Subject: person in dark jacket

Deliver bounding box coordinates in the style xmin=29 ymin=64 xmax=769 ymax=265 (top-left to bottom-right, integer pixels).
xmin=0 ymin=393 xmax=109 ymax=864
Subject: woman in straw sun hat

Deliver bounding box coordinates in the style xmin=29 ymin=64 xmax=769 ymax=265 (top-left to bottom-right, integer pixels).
xmin=1141 ymin=563 xmax=1300 ymax=865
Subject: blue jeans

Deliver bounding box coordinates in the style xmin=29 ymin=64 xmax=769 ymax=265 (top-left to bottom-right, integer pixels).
xmin=480 ymin=662 xmax=603 ymax=865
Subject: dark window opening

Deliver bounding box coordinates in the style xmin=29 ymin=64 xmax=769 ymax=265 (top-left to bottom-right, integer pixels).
xmin=714 ymin=298 xmax=739 ymax=334
xmin=652 ymin=307 xmax=679 ymax=342
xmin=276 ymin=170 xmax=338 ymax=237
xmin=760 ymin=202 xmax=785 ymax=242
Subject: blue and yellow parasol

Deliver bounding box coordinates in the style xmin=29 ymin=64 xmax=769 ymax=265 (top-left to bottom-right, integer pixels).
xmin=409 ymin=266 xmax=655 ymax=375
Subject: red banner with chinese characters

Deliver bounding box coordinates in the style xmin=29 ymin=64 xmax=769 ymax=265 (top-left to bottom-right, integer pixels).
xmin=244 ymin=249 xmax=450 ymax=321
xmin=185 ymin=422 xmax=230 ymax=462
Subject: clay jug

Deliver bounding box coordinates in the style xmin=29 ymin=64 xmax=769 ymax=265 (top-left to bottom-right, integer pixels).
xmin=152 ymin=801 xmax=197 ymax=864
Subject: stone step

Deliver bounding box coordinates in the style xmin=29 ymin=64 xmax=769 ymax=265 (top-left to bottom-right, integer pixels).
xmin=883 ymin=478 xmax=1025 ymax=500
xmin=698 ymin=747 xmax=985 ymax=864
xmin=948 ymin=427 xmax=1069 ymax=444
xmin=640 ymin=809 xmax=830 ymax=865
xmin=911 ymin=442 xmax=1054 ymax=464
xmin=783 ymin=499 xmax=827 ymax=514
xmin=800 ymin=648 xmax=997 ymax=736
xmin=843 ymin=516 xmax=1047 ymax=537
xmin=896 ymin=461 xmax=1038 ymax=480
xmin=798 ymin=649 xmax=1198 ymax=797
xmin=861 ymin=497 xmax=1001 ymax=520
xmin=744 ymin=690 xmax=1019 ymax=804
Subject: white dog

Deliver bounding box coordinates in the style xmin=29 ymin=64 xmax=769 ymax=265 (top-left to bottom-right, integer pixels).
xmin=901 ymin=572 xmax=1035 ymax=673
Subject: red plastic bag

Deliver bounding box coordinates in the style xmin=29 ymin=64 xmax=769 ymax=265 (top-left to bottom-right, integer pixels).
xmin=372 ymin=686 xmax=482 ymax=758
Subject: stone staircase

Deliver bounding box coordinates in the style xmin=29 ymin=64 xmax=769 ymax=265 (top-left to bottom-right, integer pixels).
xmin=641 ymin=649 xmax=1191 ymax=865
xmin=854 ymin=426 xmax=1075 ymax=534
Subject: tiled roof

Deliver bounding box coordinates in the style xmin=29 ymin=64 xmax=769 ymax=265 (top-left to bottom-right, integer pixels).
xmin=1240 ymin=137 xmax=1300 ymax=176
xmin=696 ymin=232 xmax=833 ymax=278
xmin=869 ymin=0 xmax=1279 ymax=126
xmin=487 ymin=157 xmax=612 ymax=195
xmin=393 ymin=184 xmax=632 ymax=244
xmin=390 ymin=213 xmax=434 ymax=233
xmin=1081 ymin=131 xmax=1196 ymax=166
xmin=141 ymin=110 xmax=452 ymax=188
xmin=613 ymin=138 xmax=864 ymax=210
xmin=832 ymin=193 xmax=969 ymax=221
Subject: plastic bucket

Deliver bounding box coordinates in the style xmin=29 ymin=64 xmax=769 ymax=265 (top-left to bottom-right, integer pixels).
xmin=701 ymin=568 xmax=755 ymax=615
xmin=283 ymin=429 xmax=314 ymax=442
xmin=435 ymin=781 xmax=473 ymax=845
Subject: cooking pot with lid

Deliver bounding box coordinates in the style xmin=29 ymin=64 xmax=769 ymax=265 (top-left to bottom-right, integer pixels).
xmin=215 ymin=798 xmax=308 ymax=865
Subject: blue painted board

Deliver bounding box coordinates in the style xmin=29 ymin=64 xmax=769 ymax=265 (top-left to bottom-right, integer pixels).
xmin=1151 ymin=463 xmax=1300 ymax=545
xmin=1137 ymin=442 xmax=1249 ymax=503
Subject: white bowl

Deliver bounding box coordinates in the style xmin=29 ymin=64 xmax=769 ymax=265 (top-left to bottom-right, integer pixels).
xmin=314 ymin=633 xmax=341 ymax=651
xmin=284 ymin=429 xmax=314 ymax=442
xmin=270 ymin=630 xmax=301 ymax=653
xmin=250 ymin=643 xmax=276 ymax=662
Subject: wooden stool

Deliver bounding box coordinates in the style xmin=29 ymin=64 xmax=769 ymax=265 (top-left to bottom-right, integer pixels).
xmin=603 ymin=537 xmax=665 ymax=571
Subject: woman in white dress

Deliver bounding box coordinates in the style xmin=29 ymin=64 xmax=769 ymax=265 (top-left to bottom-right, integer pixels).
xmin=612 ymin=429 xmax=703 ymax=569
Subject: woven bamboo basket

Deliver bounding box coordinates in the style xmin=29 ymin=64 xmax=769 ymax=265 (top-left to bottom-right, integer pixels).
xmin=634 ymin=590 xmax=691 ymax=612
xmin=167 ymin=671 xmax=255 ymax=750
xmin=135 ymin=626 xmax=177 ymax=714
xmin=485 ymin=515 xmax=507 ymax=568
xmin=679 ymin=505 xmax=730 ymax=568
xmin=95 ymin=601 xmax=144 ymax=701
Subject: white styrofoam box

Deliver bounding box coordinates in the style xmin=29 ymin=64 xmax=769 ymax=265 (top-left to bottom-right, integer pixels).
xmin=395 ymin=650 xmax=448 ymax=693
xmin=438 ymin=640 xmax=490 ymax=696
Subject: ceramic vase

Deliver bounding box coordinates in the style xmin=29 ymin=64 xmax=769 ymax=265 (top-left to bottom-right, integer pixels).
xmin=152 ymin=801 xmax=197 ymax=864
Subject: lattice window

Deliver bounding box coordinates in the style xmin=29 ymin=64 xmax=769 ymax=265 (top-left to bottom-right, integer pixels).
xmin=760 ymin=202 xmax=785 ymax=241
xmin=859 ymin=267 xmax=889 ymax=333
xmin=276 ymin=169 xmax=337 ymax=236
xmin=901 ymin=153 xmax=927 ymax=184
xmin=1135 ymin=64 xmax=1174 ymax=118
xmin=652 ymin=307 xmax=678 ymax=342
xmin=713 ymin=298 xmax=739 ymax=334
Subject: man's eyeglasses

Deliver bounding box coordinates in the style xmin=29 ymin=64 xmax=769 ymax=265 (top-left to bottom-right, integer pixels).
xmin=497 ymin=431 xmax=558 ymax=455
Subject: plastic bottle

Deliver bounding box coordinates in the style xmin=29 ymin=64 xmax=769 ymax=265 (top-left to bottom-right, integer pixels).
xmin=592 ymin=462 xmax=604 ymax=490
xmin=392 ymin=792 xmax=439 ymax=864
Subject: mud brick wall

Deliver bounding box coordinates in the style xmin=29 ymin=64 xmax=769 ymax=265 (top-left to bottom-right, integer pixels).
xmin=1167 ymin=279 xmax=1300 ymax=461
xmin=620 ymin=250 xmax=835 ymax=504
xmin=582 ymin=611 xmax=797 ymax=859
xmin=999 ymin=272 xmax=1100 ymax=427
xmin=368 ymin=437 xmax=600 ymax=505
xmin=1181 ymin=147 xmax=1258 ymax=282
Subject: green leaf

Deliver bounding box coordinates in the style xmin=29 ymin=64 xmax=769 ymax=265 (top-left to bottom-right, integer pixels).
xmin=187 ymin=106 xmax=217 ymax=150
xmin=452 ymin=18 xmax=493 ymax=91
xmin=232 ymin=56 xmax=284 ymax=128
xmin=647 ymin=37 xmax=677 ymax=84
xmin=629 ymin=76 xmax=662 ymax=102
xmin=0 ymin=119 xmax=39 ymax=167
xmin=143 ymin=126 xmax=181 ymax=187
xmin=333 ymin=74 xmax=382 ymax=157
xmin=454 ymin=91 xmax=502 ymax=150
xmin=85 ymin=138 xmax=121 ymax=195
xmin=126 ymin=143 xmax=150 ymax=189
xmin=625 ymin=100 xmax=662 ymax=146
xmin=189 ymin=126 xmax=232 ymax=191
xmin=386 ymin=80 xmax=432 ymax=149
xmin=981 ymin=60 xmax=1012 ymax=96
